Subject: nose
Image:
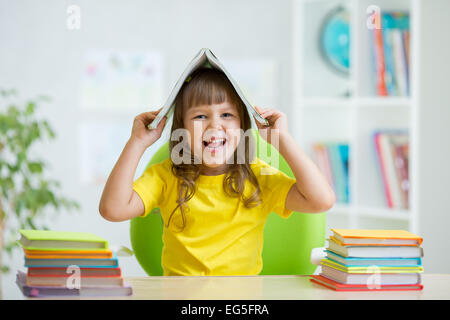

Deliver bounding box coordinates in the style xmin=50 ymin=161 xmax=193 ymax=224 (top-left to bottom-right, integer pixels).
xmin=206 ymin=113 xmax=224 ymax=130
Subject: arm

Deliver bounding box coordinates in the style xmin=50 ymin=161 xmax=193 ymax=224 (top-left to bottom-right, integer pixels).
xmin=99 ymin=110 xmax=167 ymax=222
xmin=254 ymin=106 xmax=336 ymax=213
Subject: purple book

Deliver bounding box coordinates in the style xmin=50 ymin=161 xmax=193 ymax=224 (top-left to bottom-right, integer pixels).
xmin=16 ymin=271 xmax=133 ymax=298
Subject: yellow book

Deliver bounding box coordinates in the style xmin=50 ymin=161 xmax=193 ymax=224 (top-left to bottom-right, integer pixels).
xmin=331 ymin=229 xmax=423 ymax=246
xmin=19 ymin=229 xmax=109 ymax=251
xmin=321 ymin=258 xmax=424 ymax=274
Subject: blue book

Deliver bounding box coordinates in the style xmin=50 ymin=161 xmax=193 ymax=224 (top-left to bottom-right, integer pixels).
xmin=338 ymin=144 xmax=350 ymax=203
xmin=325 ymin=250 xmax=422 ymax=267
xmin=328 ymin=144 xmax=347 ymax=203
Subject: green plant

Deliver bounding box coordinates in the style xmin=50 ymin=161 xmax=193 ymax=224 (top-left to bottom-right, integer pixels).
xmin=0 ymin=89 xmax=80 ymax=296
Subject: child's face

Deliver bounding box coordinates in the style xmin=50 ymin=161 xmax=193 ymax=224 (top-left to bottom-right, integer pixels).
xmin=183 ymin=101 xmax=242 ymax=169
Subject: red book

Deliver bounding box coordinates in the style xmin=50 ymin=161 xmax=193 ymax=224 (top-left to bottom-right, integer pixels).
xmin=374 ymin=132 xmax=393 ymax=207
xmin=310 ymin=275 xmax=423 ymax=291
xmin=373 ymin=28 xmax=388 ymax=96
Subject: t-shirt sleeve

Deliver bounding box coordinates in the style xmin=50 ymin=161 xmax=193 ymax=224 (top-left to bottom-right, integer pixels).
xmin=258 ymin=161 xmax=297 ymax=219
xmin=132 ymin=162 xmax=167 ymax=218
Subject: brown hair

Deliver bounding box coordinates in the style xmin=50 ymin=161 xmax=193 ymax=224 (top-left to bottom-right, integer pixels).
xmin=167 ymin=67 xmax=262 ymax=231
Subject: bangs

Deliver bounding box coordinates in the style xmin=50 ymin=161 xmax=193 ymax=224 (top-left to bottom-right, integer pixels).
xmin=182 ymin=68 xmax=241 ymax=110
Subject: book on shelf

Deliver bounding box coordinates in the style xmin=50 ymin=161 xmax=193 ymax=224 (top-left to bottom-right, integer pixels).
xmin=16 ymin=271 xmax=133 ymax=298
xmin=19 ymin=229 xmax=109 ymax=251
xmin=371 ymin=11 xmax=410 ymax=97
xmin=310 ymin=275 xmax=423 ymax=291
xmin=373 ymin=130 xmax=409 ymax=209
xmin=147 ymin=48 xmax=268 ymax=130
xmin=313 ymin=142 xmax=349 ymax=204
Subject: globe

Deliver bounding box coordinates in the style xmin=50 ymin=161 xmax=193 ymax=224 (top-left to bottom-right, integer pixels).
xmin=320 ymin=6 xmax=350 ymax=75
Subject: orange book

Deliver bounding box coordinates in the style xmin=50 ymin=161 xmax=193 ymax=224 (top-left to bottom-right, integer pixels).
xmin=24 ymin=248 xmax=113 ymax=259
xmin=331 ymin=229 xmax=423 ymax=246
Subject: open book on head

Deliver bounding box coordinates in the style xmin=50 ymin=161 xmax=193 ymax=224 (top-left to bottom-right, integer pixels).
xmin=147 ymin=48 xmax=269 ymax=130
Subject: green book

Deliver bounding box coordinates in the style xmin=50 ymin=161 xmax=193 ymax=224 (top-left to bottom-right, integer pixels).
xmin=18 ymin=229 xmax=109 ymax=251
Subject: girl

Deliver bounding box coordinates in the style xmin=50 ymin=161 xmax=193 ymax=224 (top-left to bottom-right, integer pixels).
xmin=99 ymin=68 xmax=335 ymax=276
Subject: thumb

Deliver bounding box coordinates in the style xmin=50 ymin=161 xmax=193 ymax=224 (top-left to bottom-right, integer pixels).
xmin=157 ymin=116 xmax=167 ymax=131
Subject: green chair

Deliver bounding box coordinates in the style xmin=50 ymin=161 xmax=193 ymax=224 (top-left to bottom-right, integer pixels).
xmin=130 ymin=131 xmax=326 ymax=276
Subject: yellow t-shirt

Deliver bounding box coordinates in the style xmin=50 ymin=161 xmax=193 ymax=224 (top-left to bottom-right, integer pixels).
xmin=132 ymin=157 xmax=296 ymax=276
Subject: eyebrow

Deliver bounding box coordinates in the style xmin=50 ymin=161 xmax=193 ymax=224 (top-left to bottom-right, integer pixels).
xmin=187 ymin=104 xmax=235 ymax=113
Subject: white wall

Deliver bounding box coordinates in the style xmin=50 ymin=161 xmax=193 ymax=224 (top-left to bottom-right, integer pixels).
xmin=412 ymin=0 xmax=450 ymax=273
xmin=0 ymin=0 xmax=293 ymax=299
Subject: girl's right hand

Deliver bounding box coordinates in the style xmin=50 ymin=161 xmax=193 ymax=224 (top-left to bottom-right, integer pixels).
xmin=130 ymin=108 xmax=168 ymax=149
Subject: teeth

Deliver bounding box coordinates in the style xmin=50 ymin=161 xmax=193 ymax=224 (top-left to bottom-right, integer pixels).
xmin=204 ymin=138 xmax=225 ymax=144
xmin=203 ymin=138 xmax=226 ymax=149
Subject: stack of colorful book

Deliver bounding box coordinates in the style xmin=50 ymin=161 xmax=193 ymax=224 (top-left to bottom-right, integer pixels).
xmin=16 ymin=229 xmax=132 ymax=297
xmin=310 ymin=229 xmax=423 ymax=291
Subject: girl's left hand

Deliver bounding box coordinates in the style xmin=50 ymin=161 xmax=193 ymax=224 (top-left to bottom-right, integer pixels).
xmin=254 ymin=106 xmax=289 ymax=144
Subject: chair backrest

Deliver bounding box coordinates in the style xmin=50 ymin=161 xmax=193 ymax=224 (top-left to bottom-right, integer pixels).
xmin=130 ymin=131 xmax=326 ymax=275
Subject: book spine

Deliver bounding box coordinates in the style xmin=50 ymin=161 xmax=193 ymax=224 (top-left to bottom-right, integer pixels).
xmin=402 ymin=30 xmax=410 ymax=96
xmin=374 ymin=132 xmax=393 ymax=207
xmin=393 ymin=144 xmax=409 ymax=209
xmin=373 ymin=27 xmax=388 ymax=96
xmin=392 ymin=29 xmax=408 ymax=96
xmin=328 ymin=144 xmax=347 ymax=203
xmin=383 ymin=29 xmax=396 ymax=96
xmin=380 ymin=134 xmax=403 ymax=208
xmin=338 ymin=144 xmax=350 ymax=203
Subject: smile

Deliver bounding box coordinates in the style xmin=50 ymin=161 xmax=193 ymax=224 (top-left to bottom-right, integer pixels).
xmin=202 ymin=138 xmax=226 ymax=152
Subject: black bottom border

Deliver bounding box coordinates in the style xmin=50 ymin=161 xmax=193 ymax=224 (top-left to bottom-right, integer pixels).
xmin=1 ymin=299 xmax=449 ymax=318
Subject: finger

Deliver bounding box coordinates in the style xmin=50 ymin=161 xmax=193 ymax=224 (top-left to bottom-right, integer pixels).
xmin=255 ymin=106 xmax=270 ymax=114
xmin=260 ymin=109 xmax=282 ymax=118
xmin=139 ymin=107 xmax=162 ymax=119
xmin=157 ymin=116 xmax=167 ymax=129
xmin=139 ymin=111 xmax=160 ymax=121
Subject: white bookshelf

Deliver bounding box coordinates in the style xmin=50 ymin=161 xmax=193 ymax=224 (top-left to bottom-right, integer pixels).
xmin=292 ymin=0 xmax=416 ymax=233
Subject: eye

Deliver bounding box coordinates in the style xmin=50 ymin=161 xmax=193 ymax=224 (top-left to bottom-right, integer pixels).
xmin=222 ymin=113 xmax=233 ymax=118
xmin=194 ymin=114 xmax=206 ymax=119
